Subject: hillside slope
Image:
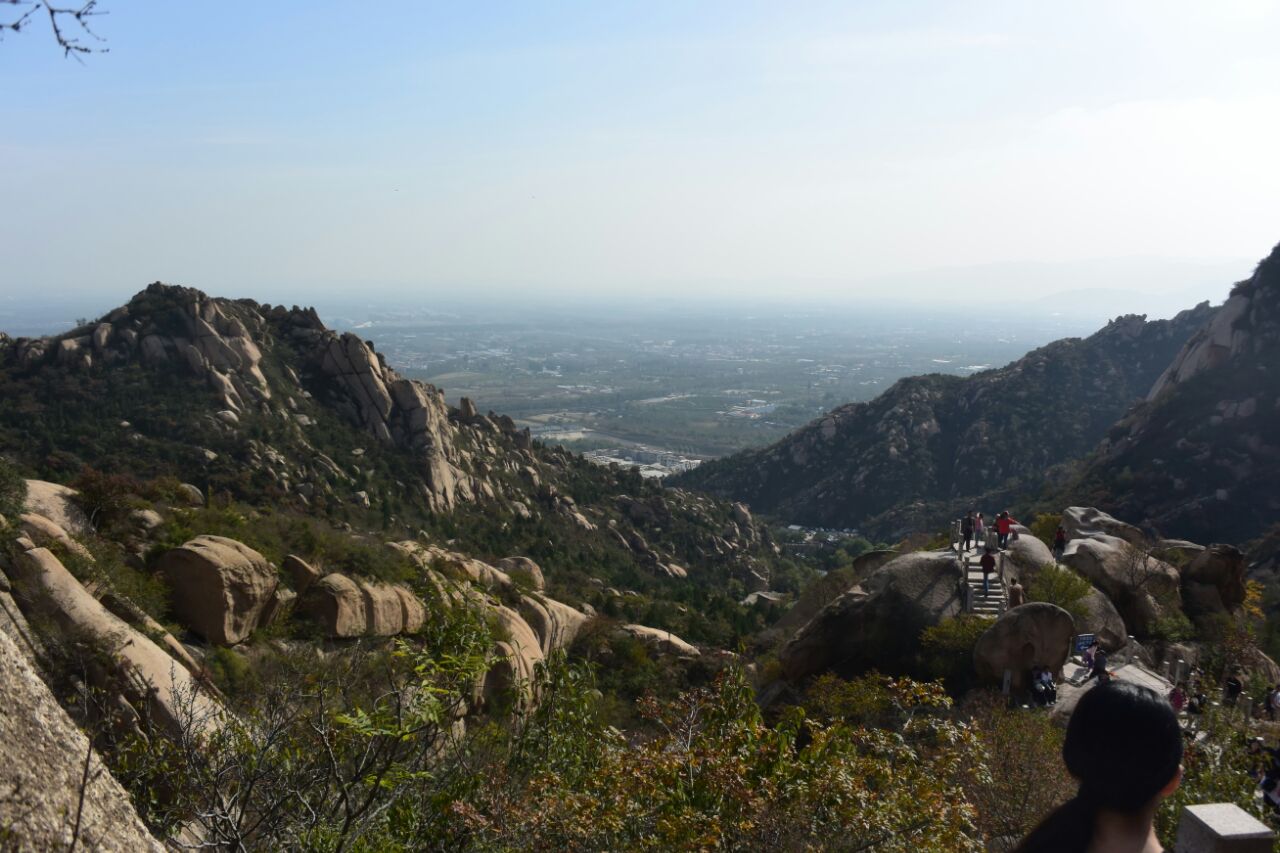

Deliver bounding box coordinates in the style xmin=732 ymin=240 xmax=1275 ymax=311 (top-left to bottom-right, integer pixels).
xmin=0 ymin=283 xmax=787 ymax=645
xmin=1067 ymin=242 xmax=1280 ymax=544
xmin=675 ymin=306 xmax=1213 ymax=537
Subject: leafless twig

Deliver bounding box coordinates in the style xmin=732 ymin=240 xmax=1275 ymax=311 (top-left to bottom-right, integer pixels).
xmin=0 ymin=1 xmax=107 ymax=60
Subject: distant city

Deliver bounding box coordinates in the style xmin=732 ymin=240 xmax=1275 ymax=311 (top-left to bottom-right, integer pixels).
xmin=314 ymin=302 xmax=1102 ymax=466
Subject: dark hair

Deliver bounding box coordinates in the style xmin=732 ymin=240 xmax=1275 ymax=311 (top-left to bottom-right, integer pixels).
xmin=1014 ymin=682 xmax=1182 ymax=853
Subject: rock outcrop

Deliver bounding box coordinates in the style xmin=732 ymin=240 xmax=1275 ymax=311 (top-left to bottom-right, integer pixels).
xmin=619 ymin=624 xmax=700 ymax=658
xmin=9 ymin=547 xmax=221 ymax=737
xmin=158 ymin=535 xmax=279 ymax=645
xmin=1061 ymin=506 xmax=1146 ymax=548
xmin=0 ymin=626 xmax=164 ymax=852
xmin=497 ymin=556 xmax=546 ymax=592
xmin=973 ymin=602 xmax=1075 ymax=691
xmin=1061 ymin=533 xmax=1179 ymax=637
xmin=1002 ymin=530 xmax=1055 ymax=582
xmin=1078 ymin=588 xmax=1128 ymax=650
xmin=780 ymin=551 xmax=963 ymax=681
xmin=299 ymin=573 xmax=373 ymax=638
xmin=1073 ymin=242 xmax=1280 ymax=545
xmin=1181 ymin=544 xmax=1247 ymax=617
xmin=23 ymin=479 xmax=92 ymax=537
xmin=518 ymin=594 xmax=588 ymax=654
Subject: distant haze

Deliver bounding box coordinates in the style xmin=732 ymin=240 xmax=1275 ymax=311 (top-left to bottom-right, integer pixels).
xmin=2 ymin=1 xmax=1278 ymax=307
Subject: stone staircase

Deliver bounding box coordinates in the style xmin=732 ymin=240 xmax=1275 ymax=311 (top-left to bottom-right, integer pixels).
xmin=949 ymin=522 xmax=1008 ymax=617
xmin=962 ymin=549 xmax=1007 ymax=617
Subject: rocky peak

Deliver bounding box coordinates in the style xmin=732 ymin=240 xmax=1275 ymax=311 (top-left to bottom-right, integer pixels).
xmin=1148 ymin=245 xmax=1280 ymax=399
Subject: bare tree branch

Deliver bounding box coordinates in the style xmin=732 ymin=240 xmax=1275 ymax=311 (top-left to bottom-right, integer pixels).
xmin=0 ymin=1 xmax=107 ymax=59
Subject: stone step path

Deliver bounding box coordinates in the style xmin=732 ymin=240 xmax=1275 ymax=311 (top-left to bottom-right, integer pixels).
xmin=958 ymin=544 xmax=1007 ymax=617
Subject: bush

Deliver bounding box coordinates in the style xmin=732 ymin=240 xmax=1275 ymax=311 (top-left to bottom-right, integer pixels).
xmin=1027 ymin=563 xmax=1093 ymax=625
xmin=71 ymin=466 xmax=142 ymax=533
xmin=0 ymin=455 xmax=25 ymax=521
xmin=1028 ymin=512 xmax=1060 ymax=549
xmin=919 ymin=615 xmax=996 ymax=693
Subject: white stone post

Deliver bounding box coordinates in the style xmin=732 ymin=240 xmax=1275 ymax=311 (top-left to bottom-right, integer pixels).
xmin=1174 ymin=803 xmax=1273 ymax=852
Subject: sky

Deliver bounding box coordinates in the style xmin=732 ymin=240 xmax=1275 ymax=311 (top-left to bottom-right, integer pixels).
xmin=3 ymin=0 xmax=1280 ymax=311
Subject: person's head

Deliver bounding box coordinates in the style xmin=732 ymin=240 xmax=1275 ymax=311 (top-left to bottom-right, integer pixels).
xmin=1012 ymin=577 xmax=1020 ymax=586
xmin=977 ymin=512 xmax=983 ymax=519
xmin=1016 ymin=682 xmax=1183 ymax=852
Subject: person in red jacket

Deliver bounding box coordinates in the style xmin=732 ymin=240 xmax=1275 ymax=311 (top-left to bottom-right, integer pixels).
xmin=995 ymin=511 xmax=1021 ymax=549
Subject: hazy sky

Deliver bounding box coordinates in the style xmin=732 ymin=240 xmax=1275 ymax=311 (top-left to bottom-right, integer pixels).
xmin=3 ymin=0 xmax=1280 ymax=307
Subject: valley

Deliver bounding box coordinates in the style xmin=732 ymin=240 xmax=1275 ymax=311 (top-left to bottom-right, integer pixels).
xmin=328 ymin=300 xmax=1099 ymax=465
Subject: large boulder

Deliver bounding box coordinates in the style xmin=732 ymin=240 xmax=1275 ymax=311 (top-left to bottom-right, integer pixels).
xmin=299 ymin=573 xmax=368 ymax=638
xmin=1182 ymin=544 xmax=1246 ymax=612
xmin=1061 ymin=534 xmax=1180 ymax=636
xmin=518 ymin=594 xmax=588 ymax=654
xmin=23 ymin=479 xmax=92 ymax=537
xmin=20 ymin=511 xmax=94 ymax=563
xmin=1002 ymin=530 xmax=1055 ymax=583
xmin=0 ymin=627 xmax=165 ymax=852
xmin=619 ymin=624 xmax=700 ymax=658
xmin=1061 ymin=506 xmax=1146 ymax=547
xmin=1077 ymin=587 xmax=1128 ymax=650
xmin=283 ymin=554 xmax=321 ymax=595
xmin=395 ymin=586 xmax=427 ymax=634
xmin=359 ymin=580 xmax=405 ymax=636
xmin=9 ymin=547 xmax=221 ymax=737
xmin=484 ymin=605 xmax=545 ymax=707
xmin=158 ymin=535 xmax=279 ymax=645
xmin=496 ymin=556 xmax=545 ymax=592
xmin=781 ymin=551 xmax=964 ymax=682
xmin=974 ymin=602 xmax=1075 ymax=692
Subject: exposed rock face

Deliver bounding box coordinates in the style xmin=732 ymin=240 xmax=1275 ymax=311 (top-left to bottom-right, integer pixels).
xmin=158 ymin=535 xmax=279 ymax=645
xmin=1074 ymin=242 xmax=1280 ymax=545
xmin=1182 ymin=544 xmax=1247 ymax=613
xmin=299 ymin=573 xmax=369 ymax=638
xmin=20 ymin=511 xmax=94 ymax=562
xmin=0 ymin=626 xmax=164 ymax=852
xmin=485 ymin=605 xmax=546 ymax=706
xmin=283 ymin=553 xmax=321 ymax=594
xmin=1149 ymin=292 xmax=1253 ymax=400
xmin=674 ymin=305 xmax=1213 ymax=538
xmin=780 ymin=551 xmax=964 ymax=682
xmin=23 ymin=479 xmax=92 ymax=537
xmin=497 ymin=556 xmax=546 ymax=592
xmin=619 ymin=624 xmax=700 ymax=657
xmin=1062 ymin=506 xmax=1146 ymax=548
xmin=973 ymin=602 xmax=1075 ymax=691
xmin=518 ymin=594 xmax=588 ymax=655
xmin=1061 ymin=534 xmax=1179 ymax=637
xmin=176 ymin=482 xmax=205 ymax=506
xmin=1078 ymin=588 xmax=1128 ymax=650
xmin=359 ymin=580 xmax=405 ymax=636
xmin=9 ymin=547 xmax=221 ymax=737
xmin=313 ymin=331 xmax=470 ymax=512
xmin=1002 ymin=530 xmax=1055 ymax=583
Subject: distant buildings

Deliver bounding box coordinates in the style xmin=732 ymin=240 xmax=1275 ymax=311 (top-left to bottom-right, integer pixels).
xmin=583 ymin=448 xmax=702 ymax=478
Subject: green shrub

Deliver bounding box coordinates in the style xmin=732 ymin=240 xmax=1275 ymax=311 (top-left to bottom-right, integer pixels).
xmin=1028 ymin=512 xmax=1060 ymax=549
xmin=1027 ymin=563 xmax=1093 ymax=625
xmin=0 ymin=455 xmax=25 ymax=521
xmin=918 ymin=615 xmax=996 ymax=693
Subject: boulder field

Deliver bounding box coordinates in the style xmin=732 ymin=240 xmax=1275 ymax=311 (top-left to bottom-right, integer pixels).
xmin=768 ymin=504 xmax=1264 ymax=696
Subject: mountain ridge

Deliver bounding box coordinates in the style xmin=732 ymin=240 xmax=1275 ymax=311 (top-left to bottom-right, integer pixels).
xmin=674 ymin=303 xmax=1216 ymax=538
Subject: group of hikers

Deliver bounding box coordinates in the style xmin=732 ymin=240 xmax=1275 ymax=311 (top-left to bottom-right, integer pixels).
xmin=960 ymin=510 xmax=1028 ymax=599
xmin=959 ymin=509 xmax=1024 ymax=552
